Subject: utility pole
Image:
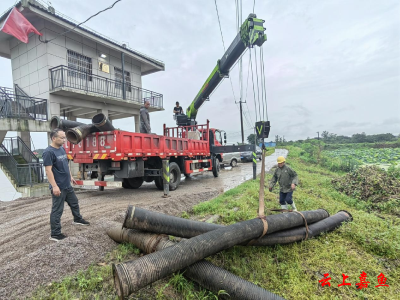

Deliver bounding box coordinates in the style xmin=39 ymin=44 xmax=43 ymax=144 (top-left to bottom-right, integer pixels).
xmin=317 ymin=132 xmax=320 ymax=140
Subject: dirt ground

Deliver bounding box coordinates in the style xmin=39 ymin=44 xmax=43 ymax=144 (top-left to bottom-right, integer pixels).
xmin=0 ymin=149 xmax=287 ymax=299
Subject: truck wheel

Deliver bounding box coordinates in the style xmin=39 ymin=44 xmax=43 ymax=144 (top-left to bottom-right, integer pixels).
xmin=122 ymin=178 xmax=132 ymax=189
xmin=169 ymin=162 xmax=181 ymax=191
xmin=126 ymin=177 xmax=144 ymax=189
xmin=230 ymin=159 xmax=237 ymax=167
xmin=154 ymin=176 xmax=163 ymax=190
xmin=155 ymin=162 xmax=181 ymax=191
xmin=212 ymin=157 xmax=220 ymax=177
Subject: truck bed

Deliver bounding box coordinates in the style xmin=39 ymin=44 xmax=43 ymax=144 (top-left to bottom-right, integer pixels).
xmin=65 ymin=130 xmax=210 ymax=163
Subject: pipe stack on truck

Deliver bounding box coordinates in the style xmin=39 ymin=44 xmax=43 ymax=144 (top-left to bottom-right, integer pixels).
xmin=55 ymin=13 xmax=269 ymax=192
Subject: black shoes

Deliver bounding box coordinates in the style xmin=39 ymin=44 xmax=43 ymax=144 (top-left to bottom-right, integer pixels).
xmin=49 ymin=233 xmax=67 ymax=242
xmin=73 ymin=218 xmax=90 ymax=226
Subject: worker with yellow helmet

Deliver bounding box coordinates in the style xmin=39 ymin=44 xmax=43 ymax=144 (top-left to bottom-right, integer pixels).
xmin=268 ymin=156 xmax=299 ymax=211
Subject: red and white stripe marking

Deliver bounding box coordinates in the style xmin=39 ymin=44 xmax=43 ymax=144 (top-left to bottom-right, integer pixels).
xmin=184 ymin=159 xmax=213 ymax=174
xmin=75 ymin=180 xmax=122 ymax=187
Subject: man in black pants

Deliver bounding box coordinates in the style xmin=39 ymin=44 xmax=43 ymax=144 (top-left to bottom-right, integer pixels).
xmin=43 ymin=128 xmax=90 ymax=242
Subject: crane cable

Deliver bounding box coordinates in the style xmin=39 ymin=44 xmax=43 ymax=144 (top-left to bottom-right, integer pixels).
xmin=260 ymin=45 xmax=269 ymax=121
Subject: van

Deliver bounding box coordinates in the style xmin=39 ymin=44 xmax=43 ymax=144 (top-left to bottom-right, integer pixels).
xmin=221 ymin=152 xmax=240 ymax=167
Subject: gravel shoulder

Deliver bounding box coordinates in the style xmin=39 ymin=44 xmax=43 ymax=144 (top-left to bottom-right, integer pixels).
xmin=0 ymin=149 xmax=287 ymax=299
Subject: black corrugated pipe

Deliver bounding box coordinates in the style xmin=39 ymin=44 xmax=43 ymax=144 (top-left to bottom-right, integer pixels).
xmin=112 ymin=217 xmax=302 ymax=296
xmin=248 ymin=210 xmax=352 ymax=246
xmin=66 ymin=124 xmax=99 ymax=144
xmin=107 ymin=226 xmax=285 ymax=300
xmin=92 ymin=113 xmax=115 ymax=132
xmin=123 ymin=206 xmax=329 ymax=238
xmin=50 ymin=116 xmax=84 ymax=131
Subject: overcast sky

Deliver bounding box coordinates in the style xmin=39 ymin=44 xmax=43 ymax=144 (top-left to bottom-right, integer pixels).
xmin=0 ymin=0 xmax=399 ymax=148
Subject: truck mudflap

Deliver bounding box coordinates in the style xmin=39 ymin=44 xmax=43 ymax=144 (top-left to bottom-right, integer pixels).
xmin=74 ymin=180 xmax=122 ymax=187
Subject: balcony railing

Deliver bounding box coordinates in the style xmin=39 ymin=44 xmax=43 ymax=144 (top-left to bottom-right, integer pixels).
xmin=0 ymin=87 xmax=48 ymax=120
xmin=49 ymin=65 xmax=163 ymax=109
xmin=0 ymin=143 xmax=44 ymax=187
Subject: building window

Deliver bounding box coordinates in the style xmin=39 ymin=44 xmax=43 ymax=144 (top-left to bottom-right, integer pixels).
xmin=67 ymin=50 xmax=92 ymax=80
xmin=114 ymin=67 xmax=131 ymax=92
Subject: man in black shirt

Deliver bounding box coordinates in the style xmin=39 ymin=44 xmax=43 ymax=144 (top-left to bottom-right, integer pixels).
xmin=173 ymin=101 xmax=184 ymax=115
xmin=43 ymin=128 xmax=90 ymax=242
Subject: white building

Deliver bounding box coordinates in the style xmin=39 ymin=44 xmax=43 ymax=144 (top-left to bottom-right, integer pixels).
xmin=0 ymin=0 xmax=164 ymax=197
xmin=0 ymin=0 xmax=164 ymax=131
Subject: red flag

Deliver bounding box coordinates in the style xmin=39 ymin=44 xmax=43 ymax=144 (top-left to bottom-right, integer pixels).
xmin=1 ymin=7 xmax=42 ymax=43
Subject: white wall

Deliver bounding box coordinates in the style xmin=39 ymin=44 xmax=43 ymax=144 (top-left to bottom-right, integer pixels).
xmin=9 ymin=19 xmax=143 ymax=111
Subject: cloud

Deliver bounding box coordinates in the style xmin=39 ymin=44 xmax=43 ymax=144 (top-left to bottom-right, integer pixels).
xmin=0 ymin=0 xmax=398 ymax=147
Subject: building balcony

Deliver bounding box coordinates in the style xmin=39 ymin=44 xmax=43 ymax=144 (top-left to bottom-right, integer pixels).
xmin=49 ymin=65 xmax=163 ymax=111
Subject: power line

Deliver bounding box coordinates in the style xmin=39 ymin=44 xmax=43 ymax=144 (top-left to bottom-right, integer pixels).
xmin=39 ymin=0 xmax=122 ymax=43
xmin=214 ymin=0 xmax=226 ymax=51
xmin=214 ymin=0 xmax=238 ymax=104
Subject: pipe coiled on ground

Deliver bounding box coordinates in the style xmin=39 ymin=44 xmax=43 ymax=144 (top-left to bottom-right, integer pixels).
xmin=107 ymin=226 xmax=285 ymax=300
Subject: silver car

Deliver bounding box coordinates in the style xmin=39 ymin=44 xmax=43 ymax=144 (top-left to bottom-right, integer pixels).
xmin=221 ymin=152 xmax=241 ymax=167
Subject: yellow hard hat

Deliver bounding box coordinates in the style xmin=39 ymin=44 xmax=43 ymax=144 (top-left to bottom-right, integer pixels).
xmin=277 ymin=156 xmax=286 ymax=163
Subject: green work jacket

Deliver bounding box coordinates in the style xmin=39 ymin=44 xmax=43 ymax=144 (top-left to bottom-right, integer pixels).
xmin=269 ymin=164 xmax=299 ymax=193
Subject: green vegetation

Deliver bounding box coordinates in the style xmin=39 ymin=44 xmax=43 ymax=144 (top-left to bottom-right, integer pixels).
xmin=29 ymin=145 xmax=400 ymax=300
xmin=325 ymin=148 xmax=400 ymax=165
xmin=332 ymin=165 xmax=400 ymax=215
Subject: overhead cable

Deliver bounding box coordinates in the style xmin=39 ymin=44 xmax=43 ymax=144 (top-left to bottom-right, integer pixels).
xmin=39 ymin=0 xmax=122 ymax=43
xmin=249 ymin=50 xmax=259 ymax=122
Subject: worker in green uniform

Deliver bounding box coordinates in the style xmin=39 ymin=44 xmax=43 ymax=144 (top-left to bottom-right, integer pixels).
xmin=268 ymin=156 xmax=298 ymax=211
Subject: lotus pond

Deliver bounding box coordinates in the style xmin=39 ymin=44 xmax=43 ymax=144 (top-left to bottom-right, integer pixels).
xmin=325 ymin=148 xmax=400 ymax=167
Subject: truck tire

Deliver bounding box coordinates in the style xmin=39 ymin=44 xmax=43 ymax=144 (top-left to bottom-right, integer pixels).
xmin=212 ymin=157 xmax=220 ymax=177
xmin=126 ymin=177 xmax=144 ymax=189
xmin=122 ymin=178 xmax=132 ymax=189
xmin=154 ymin=176 xmax=163 ymax=190
xmin=230 ymin=159 xmax=237 ymax=167
xmin=169 ymin=162 xmax=181 ymax=191
xmin=154 ymin=162 xmax=181 ymax=191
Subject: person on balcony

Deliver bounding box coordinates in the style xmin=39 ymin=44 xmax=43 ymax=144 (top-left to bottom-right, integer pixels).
xmin=43 ymin=128 xmax=90 ymax=242
xmin=140 ymin=100 xmax=151 ymax=133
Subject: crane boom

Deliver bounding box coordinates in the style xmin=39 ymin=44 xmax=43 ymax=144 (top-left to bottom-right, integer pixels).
xmin=177 ymin=13 xmax=266 ymax=126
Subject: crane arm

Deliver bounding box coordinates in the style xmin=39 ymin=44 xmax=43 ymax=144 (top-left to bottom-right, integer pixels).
xmin=180 ymin=13 xmax=266 ymax=124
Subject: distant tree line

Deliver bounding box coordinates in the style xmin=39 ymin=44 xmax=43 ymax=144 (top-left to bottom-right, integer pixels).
xmin=272 ymin=132 xmax=399 ymax=146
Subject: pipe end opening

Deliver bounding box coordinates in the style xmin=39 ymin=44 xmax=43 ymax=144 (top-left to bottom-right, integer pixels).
xmin=66 ymin=130 xmax=80 ymax=144
xmin=92 ymin=113 xmax=106 ymax=125
xmin=318 ymin=208 xmax=330 ymax=217
xmin=123 ymin=205 xmax=134 ymax=228
xmin=112 ymin=264 xmax=125 ymax=299
xmin=338 ymin=210 xmax=353 ymax=221
xmin=50 ymin=116 xmax=60 ymax=130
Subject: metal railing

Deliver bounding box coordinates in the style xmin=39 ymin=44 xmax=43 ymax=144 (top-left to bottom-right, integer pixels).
xmin=2 ymin=137 xmax=39 ymax=163
xmin=0 ymin=144 xmax=44 ymax=186
xmin=49 ymin=65 xmax=164 ymax=109
xmin=0 ymin=86 xmax=48 ymax=120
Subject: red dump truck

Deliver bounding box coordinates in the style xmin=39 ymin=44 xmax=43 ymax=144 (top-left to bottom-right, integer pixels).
xmin=65 ymin=121 xmax=235 ymax=190
xmin=66 ymin=14 xmax=267 ymax=191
